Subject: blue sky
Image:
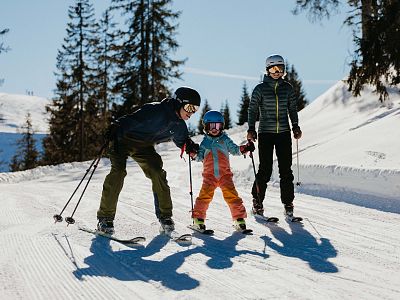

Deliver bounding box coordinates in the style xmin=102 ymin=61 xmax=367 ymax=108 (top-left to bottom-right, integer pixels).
xmin=0 ymin=0 xmax=353 ymax=125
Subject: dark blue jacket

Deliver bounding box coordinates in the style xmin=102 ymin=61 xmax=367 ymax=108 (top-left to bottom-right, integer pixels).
xmin=117 ymin=98 xmax=188 ymax=148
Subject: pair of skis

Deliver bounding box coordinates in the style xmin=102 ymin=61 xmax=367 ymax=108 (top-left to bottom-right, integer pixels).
xmin=188 ymin=213 xmax=303 ymax=236
xmin=79 ymin=226 xmax=191 ymax=246
xmin=187 ymin=224 xmax=253 ymax=235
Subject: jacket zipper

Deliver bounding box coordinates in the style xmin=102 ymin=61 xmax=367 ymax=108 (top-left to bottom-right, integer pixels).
xmin=274 ymin=81 xmax=279 ymax=133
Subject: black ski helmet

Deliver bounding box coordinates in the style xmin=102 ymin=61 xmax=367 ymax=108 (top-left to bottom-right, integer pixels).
xmin=174 ymin=86 xmax=201 ymax=106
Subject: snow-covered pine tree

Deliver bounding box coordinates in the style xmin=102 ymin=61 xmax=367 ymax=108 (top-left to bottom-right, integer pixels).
xmin=197 ymin=100 xmax=212 ymax=135
xmin=237 ymin=82 xmax=250 ymax=125
xmin=43 ymin=0 xmax=102 ymax=164
xmin=9 ymin=113 xmax=39 ymax=172
xmin=285 ymin=62 xmax=308 ymax=111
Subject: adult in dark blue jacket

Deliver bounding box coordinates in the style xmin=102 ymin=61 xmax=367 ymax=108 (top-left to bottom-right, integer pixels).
xmin=247 ymin=54 xmax=302 ymax=218
xmin=97 ymin=87 xmax=201 ymax=234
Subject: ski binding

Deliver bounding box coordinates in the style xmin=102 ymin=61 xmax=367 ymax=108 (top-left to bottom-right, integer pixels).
xmin=161 ymin=229 xmax=192 ymax=242
xmin=286 ymin=215 xmax=303 ymax=223
xmin=253 ymin=214 xmax=279 ymax=223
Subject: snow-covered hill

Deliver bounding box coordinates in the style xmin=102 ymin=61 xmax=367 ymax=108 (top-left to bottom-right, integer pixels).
xmin=0 ymin=93 xmax=49 ymax=134
xmin=0 ymin=93 xmax=49 ymax=171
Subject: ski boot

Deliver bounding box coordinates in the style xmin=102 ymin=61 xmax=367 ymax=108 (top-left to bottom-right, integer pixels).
xmin=233 ymin=218 xmax=253 ymax=234
xmin=97 ymin=217 xmax=115 ymax=235
xmin=251 ymin=198 xmax=264 ymax=216
xmin=251 ymin=206 xmax=264 ymax=216
xmin=284 ymin=203 xmax=294 ymax=218
xmin=192 ymin=218 xmax=206 ymax=231
xmin=159 ymin=217 xmax=175 ymax=233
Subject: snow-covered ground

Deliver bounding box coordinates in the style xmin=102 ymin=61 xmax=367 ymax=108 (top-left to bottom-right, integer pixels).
xmin=0 ymin=82 xmax=400 ymax=299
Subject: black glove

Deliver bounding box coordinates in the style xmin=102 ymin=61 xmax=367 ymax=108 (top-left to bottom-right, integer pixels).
xmin=292 ymin=125 xmax=302 ymax=139
xmin=240 ymin=141 xmax=255 ymax=154
xmin=104 ymin=121 xmax=120 ymax=141
xmin=185 ymin=138 xmax=199 ymax=155
xmin=247 ymin=130 xmax=257 ymax=142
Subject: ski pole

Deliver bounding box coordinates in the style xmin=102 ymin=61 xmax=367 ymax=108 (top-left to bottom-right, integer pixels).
xmin=53 ymin=141 xmax=107 ymax=223
xmin=249 ymin=143 xmax=261 ymax=204
xmin=296 ymin=139 xmax=301 ymax=186
xmin=65 ymin=153 xmax=104 ymax=225
xmin=188 ymin=153 xmax=194 ymax=224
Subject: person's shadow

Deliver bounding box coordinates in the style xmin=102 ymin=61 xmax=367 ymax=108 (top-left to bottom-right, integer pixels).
xmin=73 ymin=234 xmax=199 ymax=291
xmin=189 ymin=232 xmax=269 ymax=269
xmin=72 ymin=232 xmax=268 ymax=290
xmin=260 ymin=221 xmax=338 ymax=273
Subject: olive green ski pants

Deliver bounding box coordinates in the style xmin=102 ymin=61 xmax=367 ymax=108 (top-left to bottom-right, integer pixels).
xmin=97 ymin=138 xmax=172 ymax=220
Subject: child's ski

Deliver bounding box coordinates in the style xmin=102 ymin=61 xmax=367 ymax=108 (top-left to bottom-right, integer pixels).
xmin=79 ymin=227 xmax=146 ymax=246
xmin=187 ymin=225 xmax=214 ymax=235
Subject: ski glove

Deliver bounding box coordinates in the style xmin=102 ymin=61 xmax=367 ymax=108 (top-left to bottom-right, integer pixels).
xmin=247 ymin=130 xmax=257 ymax=142
xmin=292 ymin=125 xmax=302 ymax=139
xmin=185 ymin=138 xmax=200 ymax=157
xmin=240 ymin=141 xmax=255 ymax=154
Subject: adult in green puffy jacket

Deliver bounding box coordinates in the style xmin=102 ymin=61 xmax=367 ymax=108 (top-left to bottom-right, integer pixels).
xmin=247 ymin=54 xmax=302 ymax=218
xmin=97 ymin=87 xmax=201 ymax=235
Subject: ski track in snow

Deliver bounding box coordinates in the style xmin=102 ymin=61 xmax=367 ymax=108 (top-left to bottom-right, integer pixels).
xmin=1 ymin=144 xmax=400 ymax=299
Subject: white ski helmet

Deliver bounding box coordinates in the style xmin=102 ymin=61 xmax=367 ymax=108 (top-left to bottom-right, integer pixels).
xmin=265 ymin=54 xmax=285 ymax=70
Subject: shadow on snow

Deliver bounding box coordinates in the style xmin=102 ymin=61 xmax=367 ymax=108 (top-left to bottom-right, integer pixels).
xmin=71 ymin=232 xmax=267 ymax=291
xmin=256 ymin=218 xmax=339 ymax=273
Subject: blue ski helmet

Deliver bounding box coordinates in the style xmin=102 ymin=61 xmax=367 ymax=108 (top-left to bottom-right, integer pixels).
xmin=202 ymin=110 xmax=224 ymax=135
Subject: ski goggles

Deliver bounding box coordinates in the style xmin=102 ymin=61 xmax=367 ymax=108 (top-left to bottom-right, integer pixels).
xmin=183 ymin=104 xmax=199 ymax=113
xmin=207 ymin=122 xmax=223 ymax=131
xmin=268 ymin=65 xmax=285 ymax=74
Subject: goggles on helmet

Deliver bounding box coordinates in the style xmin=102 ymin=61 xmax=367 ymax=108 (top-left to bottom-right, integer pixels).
xmin=268 ymin=65 xmax=284 ymax=74
xmin=206 ymin=122 xmax=223 ymax=131
xmin=183 ymin=103 xmax=199 ymax=113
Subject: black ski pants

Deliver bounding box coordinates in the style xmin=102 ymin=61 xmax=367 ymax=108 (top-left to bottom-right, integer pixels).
xmin=251 ymin=131 xmax=294 ymax=208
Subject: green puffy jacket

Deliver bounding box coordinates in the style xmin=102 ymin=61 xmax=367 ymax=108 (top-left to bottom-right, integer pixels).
xmin=248 ymin=74 xmax=298 ymax=134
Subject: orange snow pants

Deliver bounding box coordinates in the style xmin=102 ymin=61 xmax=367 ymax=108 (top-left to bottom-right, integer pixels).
xmin=192 ymin=173 xmax=247 ymax=220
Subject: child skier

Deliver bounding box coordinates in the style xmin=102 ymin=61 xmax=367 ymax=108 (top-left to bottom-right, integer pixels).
xmin=191 ymin=110 xmax=255 ymax=232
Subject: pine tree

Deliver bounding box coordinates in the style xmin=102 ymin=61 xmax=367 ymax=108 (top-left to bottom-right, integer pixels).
xmin=237 ymin=82 xmax=250 ymax=125
xmin=197 ymin=100 xmax=212 ymax=135
xmin=9 ymin=113 xmax=39 ymax=172
xmin=111 ymin=0 xmax=184 ymax=116
xmin=293 ymin=0 xmax=400 ymax=101
xmin=93 ymin=8 xmax=119 ymax=126
xmin=221 ymin=100 xmax=232 ymax=130
xmin=43 ymin=0 xmax=102 ymax=164
xmin=285 ymin=62 xmax=308 ymax=111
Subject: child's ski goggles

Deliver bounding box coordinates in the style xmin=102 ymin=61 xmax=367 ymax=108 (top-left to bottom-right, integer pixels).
xmin=183 ymin=104 xmax=199 ymax=113
xmin=268 ymin=65 xmax=285 ymax=74
xmin=207 ymin=122 xmax=223 ymax=131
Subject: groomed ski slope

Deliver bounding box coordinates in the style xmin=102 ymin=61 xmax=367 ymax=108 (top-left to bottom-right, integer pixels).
xmin=1 ymin=142 xmax=399 ymax=300
xmin=1 ymin=80 xmax=399 ymax=299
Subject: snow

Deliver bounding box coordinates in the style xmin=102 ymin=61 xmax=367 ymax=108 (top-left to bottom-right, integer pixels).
xmin=0 ymin=93 xmax=49 ymax=171
xmin=1 ymin=82 xmax=400 ymax=299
